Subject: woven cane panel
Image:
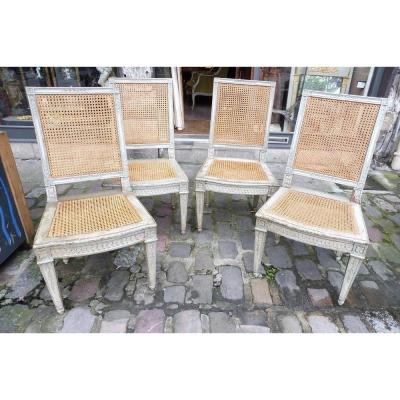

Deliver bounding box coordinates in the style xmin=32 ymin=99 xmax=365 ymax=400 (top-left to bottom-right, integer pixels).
xmin=207 ymin=159 xmax=268 ymax=182
xmin=115 ymin=82 xmax=170 ymax=144
xmin=268 ymin=190 xmax=358 ymax=234
xmin=36 ymin=94 xmax=122 ymax=178
xmin=213 ymin=83 xmax=272 ymax=147
xmin=48 ymin=194 xmax=142 ymax=238
xmin=293 ymin=97 xmax=380 ymax=182
xmin=129 ymin=159 xmax=177 ymax=181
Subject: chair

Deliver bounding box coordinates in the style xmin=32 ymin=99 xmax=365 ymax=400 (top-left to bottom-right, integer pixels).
xmin=187 ymin=67 xmax=229 ymax=109
xmin=26 ymin=86 xmax=157 ymax=314
xmin=253 ymin=91 xmax=387 ymax=305
xmin=185 ymin=67 xmax=215 ymax=92
xmin=107 ymin=78 xmax=189 ymax=234
xmin=195 ymin=78 xmax=278 ymax=231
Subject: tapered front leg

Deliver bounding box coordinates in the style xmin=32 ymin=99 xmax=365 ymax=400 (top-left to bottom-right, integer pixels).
xmin=145 ymin=240 xmax=157 ymax=290
xmin=196 ymin=190 xmax=205 ymax=232
xmin=253 ymin=229 xmax=267 ymax=277
xmin=338 ymin=254 xmax=363 ymax=305
xmin=39 ymin=261 xmax=64 ymax=314
xmin=205 ymin=191 xmax=210 ymax=207
xmin=171 ymin=193 xmax=176 ymax=209
xmin=335 ymin=250 xmax=343 ymax=262
xmin=179 ymin=192 xmax=188 ymax=234
xmin=252 ymin=195 xmax=260 ymax=212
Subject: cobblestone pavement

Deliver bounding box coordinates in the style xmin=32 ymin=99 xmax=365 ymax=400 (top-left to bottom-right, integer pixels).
xmin=1 ymin=171 xmax=400 ymax=333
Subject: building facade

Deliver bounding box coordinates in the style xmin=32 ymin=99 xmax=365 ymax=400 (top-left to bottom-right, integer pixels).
xmin=1 ymin=66 xmax=399 ymax=167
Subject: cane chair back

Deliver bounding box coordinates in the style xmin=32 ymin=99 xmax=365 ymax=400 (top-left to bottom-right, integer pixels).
xmin=26 ymin=87 xmax=129 ymax=200
xmin=107 ymin=78 xmax=174 ymax=151
xmin=285 ymin=91 xmax=387 ymax=196
xmin=254 ymin=91 xmax=387 ymax=306
xmin=209 ymin=78 xmax=276 ymax=152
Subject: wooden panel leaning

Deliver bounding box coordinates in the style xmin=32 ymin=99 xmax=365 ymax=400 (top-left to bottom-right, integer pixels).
xmin=107 ymin=78 xmax=189 ymax=234
xmin=254 ymin=91 xmax=387 ymax=305
xmin=195 ymin=78 xmax=278 ymax=231
xmin=0 ymin=132 xmax=34 ymax=263
xmin=26 ymin=87 xmax=157 ymax=314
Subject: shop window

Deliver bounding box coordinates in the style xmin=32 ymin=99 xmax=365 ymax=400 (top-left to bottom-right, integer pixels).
xmin=0 ymin=67 xmax=50 ymax=118
xmin=302 ymin=75 xmax=343 ymax=94
xmin=259 ymin=67 xmax=291 ymax=130
xmin=0 ymin=67 xmax=101 ymax=120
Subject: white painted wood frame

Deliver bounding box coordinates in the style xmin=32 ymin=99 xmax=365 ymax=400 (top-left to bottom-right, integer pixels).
xmin=26 ymin=86 xmax=157 ymax=314
xmin=195 ymin=78 xmax=278 ymax=231
xmin=254 ymin=90 xmax=388 ymax=305
xmin=107 ymin=78 xmax=189 ymax=234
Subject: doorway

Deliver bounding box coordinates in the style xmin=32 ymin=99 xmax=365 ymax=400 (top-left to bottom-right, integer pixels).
xmin=178 ymin=67 xmax=241 ymax=134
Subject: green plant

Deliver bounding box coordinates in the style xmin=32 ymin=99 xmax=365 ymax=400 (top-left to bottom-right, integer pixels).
xmin=263 ymin=263 xmax=279 ymax=282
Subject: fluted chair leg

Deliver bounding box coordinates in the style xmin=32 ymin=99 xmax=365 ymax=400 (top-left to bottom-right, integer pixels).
xmin=338 ymin=254 xmax=363 ymax=305
xmin=205 ymin=191 xmax=210 ymax=207
xmin=252 ymin=195 xmax=260 ymax=212
xmin=145 ymin=240 xmax=157 ymax=290
xmin=39 ymin=261 xmax=64 ymax=314
xmin=180 ymin=192 xmax=188 ymax=234
xmin=196 ymin=190 xmax=205 ymax=232
xmin=253 ymin=229 xmax=267 ymax=277
xmin=171 ymin=193 xmax=176 ymax=209
xmin=335 ymin=250 xmax=343 ymax=262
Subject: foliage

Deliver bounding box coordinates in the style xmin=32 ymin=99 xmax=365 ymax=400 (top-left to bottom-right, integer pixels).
xmin=263 ymin=263 xmax=279 ymax=282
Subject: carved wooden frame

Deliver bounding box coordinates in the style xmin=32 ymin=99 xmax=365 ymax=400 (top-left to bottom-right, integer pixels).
xmin=254 ymin=91 xmax=388 ymax=305
xmin=195 ymin=78 xmax=278 ymax=231
xmin=26 ymin=86 xmax=157 ymax=314
xmin=107 ymin=78 xmax=189 ymax=234
xmin=282 ymin=90 xmax=388 ymax=202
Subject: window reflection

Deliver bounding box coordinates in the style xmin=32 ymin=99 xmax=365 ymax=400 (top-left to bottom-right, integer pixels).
xmin=303 ymin=75 xmax=343 ymax=94
xmin=0 ymin=67 xmax=101 ymax=119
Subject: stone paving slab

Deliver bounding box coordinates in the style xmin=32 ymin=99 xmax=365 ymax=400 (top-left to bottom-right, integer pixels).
xmin=191 ymin=275 xmax=213 ymax=304
xmin=173 ymin=310 xmax=202 ymax=333
xmin=61 ymin=307 xmax=96 ymax=333
xmin=164 ymin=285 xmax=186 ymax=304
xmin=276 ymin=313 xmax=303 ymax=333
xmin=135 ymin=309 xmax=165 ymax=333
xmin=1 ymin=173 xmax=400 ymax=333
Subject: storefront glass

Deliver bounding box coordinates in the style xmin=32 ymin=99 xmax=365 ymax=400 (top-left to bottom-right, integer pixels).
xmin=0 ymin=67 xmax=101 ymax=119
xmin=302 ymin=75 xmax=342 ymax=94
